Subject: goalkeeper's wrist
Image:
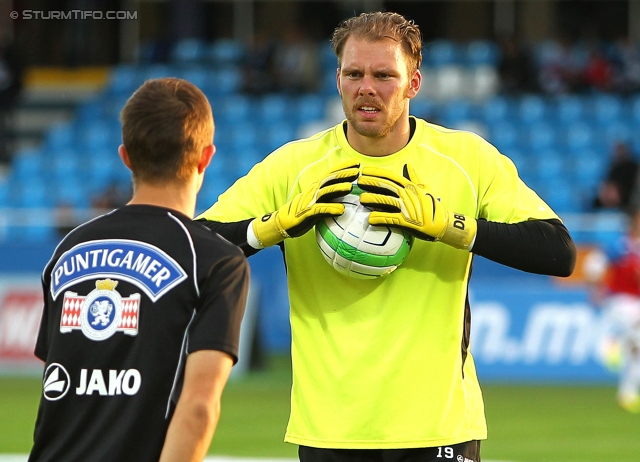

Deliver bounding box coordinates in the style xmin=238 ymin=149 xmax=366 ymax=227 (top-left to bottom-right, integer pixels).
xmin=251 ymin=212 xmax=290 ymax=248
xmin=440 ymin=213 xmax=477 ymax=250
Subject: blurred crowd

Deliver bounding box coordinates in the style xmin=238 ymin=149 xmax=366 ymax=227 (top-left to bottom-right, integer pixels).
xmin=497 ymin=34 xmax=640 ymax=97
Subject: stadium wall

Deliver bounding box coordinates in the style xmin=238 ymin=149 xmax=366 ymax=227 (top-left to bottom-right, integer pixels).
xmin=0 ymin=242 xmax=616 ymax=384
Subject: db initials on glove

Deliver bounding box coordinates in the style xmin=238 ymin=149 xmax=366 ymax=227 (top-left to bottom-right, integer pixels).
xmin=357 ymin=164 xmax=477 ymax=250
xmin=252 ymin=161 xmax=360 ymax=248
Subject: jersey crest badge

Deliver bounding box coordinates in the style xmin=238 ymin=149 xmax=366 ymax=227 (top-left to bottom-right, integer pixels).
xmin=60 ymin=279 xmax=140 ymax=341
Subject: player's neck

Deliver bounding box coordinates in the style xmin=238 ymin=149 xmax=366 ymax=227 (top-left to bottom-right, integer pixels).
xmin=127 ymin=181 xmax=197 ymax=218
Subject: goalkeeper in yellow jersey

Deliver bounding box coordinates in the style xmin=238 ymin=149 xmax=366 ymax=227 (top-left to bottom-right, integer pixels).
xmin=197 ymin=11 xmax=576 ymax=462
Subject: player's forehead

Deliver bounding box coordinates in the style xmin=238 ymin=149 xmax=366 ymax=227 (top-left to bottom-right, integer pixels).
xmin=340 ymin=36 xmax=408 ymax=72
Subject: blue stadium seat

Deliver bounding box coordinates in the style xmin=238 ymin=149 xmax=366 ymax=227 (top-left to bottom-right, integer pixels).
xmin=480 ymin=96 xmax=513 ymax=125
xmin=410 ymin=98 xmax=437 ymax=121
xmin=216 ymin=95 xmax=251 ymax=124
xmin=170 ymin=38 xmax=207 ymax=64
xmin=425 ymin=40 xmax=462 ymax=67
xmin=207 ymin=39 xmax=245 ymax=67
xmin=565 ymin=123 xmax=595 ymax=154
xmin=257 ymin=94 xmax=291 ymax=125
xmin=440 ymin=99 xmax=474 ymax=127
xmin=555 ymin=95 xmax=586 ymax=125
xmin=106 ymin=65 xmax=140 ymax=96
xmin=294 ymin=94 xmax=326 ymax=125
xmin=52 ymin=178 xmax=90 ymax=209
xmin=591 ymin=94 xmax=624 ymax=125
xmin=8 ymin=182 xmax=50 ymax=209
xmin=527 ymin=122 xmax=557 ymax=153
xmin=464 ymin=40 xmax=500 ymax=67
xmin=489 ymin=121 xmax=520 ymax=152
xmin=77 ymin=121 xmax=114 ymax=151
xmin=263 ymin=123 xmax=297 ymax=152
xmin=45 ymin=123 xmax=75 ymax=151
xmin=179 ymin=66 xmax=210 ymax=90
xmin=10 ymin=148 xmax=44 ymax=181
xmin=540 ymin=183 xmax=578 ymax=213
xmin=572 ymin=150 xmax=606 ymax=189
xmin=319 ymin=41 xmax=337 ymax=72
xmin=531 ymin=149 xmax=564 ymax=183
xmin=51 ymin=151 xmax=81 ymax=182
xmin=209 ymin=68 xmax=243 ymax=96
xmin=602 ymin=121 xmax=632 ymax=150
xmin=518 ymin=95 xmax=547 ymax=124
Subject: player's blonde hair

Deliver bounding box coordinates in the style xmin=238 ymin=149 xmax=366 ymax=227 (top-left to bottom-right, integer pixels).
xmin=331 ymin=11 xmax=423 ymax=73
xmin=120 ymin=78 xmax=214 ymax=184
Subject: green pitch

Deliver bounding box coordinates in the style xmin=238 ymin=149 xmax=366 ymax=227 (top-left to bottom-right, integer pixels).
xmin=2 ymin=356 xmax=638 ymax=462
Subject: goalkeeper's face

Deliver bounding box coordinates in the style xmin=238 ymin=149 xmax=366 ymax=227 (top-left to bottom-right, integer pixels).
xmin=338 ymin=36 xmax=420 ymax=143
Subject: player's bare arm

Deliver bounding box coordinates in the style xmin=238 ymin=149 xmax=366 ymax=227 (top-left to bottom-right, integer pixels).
xmin=159 ymin=350 xmax=234 ymax=462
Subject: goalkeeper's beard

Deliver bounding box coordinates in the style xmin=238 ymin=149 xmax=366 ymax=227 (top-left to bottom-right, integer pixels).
xmin=343 ymin=95 xmax=407 ymax=140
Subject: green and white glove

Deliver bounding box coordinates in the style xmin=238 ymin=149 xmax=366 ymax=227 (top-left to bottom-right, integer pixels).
xmin=357 ymin=164 xmax=477 ymax=250
xmin=251 ymin=161 xmax=360 ymax=248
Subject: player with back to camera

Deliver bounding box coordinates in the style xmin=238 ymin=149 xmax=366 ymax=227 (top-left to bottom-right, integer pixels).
xmin=198 ymin=11 xmax=576 ymax=462
xmin=28 ymin=78 xmax=250 ymax=462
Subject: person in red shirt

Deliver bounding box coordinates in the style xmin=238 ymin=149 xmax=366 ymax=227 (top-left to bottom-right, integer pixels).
xmin=585 ymin=209 xmax=640 ymax=413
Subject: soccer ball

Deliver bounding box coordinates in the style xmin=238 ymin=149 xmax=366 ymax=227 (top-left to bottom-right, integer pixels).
xmin=315 ymin=188 xmax=413 ymax=279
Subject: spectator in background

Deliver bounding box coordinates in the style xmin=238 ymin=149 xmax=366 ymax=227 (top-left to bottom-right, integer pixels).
xmin=583 ymin=208 xmax=640 ymax=413
xmin=91 ymin=182 xmax=131 ymax=211
xmin=241 ymin=31 xmax=278 ymax=95
xmin=609 ymin=35 xmax=640 ymax=95
xmin=538 ymin=34 xmax=589 ymax=95
xmin=0 ymin=33 xmax=24 ymax=167
xmin=593 ymin=142 xmax=639 ymax=212
xmin=582 ymin=46 xmax=614 ymax=93
xmin=497 ymin=35 xmax=539 ymax=95
xmin=271 ymin=25 xmax=319 ymax=94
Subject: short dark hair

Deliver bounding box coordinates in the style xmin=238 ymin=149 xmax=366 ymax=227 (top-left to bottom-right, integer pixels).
xmin=331 ymin=11 xmax=423 ymax=73
xmin=120 ymin=78 xmax=214 ymax=184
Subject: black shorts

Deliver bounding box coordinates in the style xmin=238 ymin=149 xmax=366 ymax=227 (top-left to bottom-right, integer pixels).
xmin=298 ymin=440 xmax=481 ymax=462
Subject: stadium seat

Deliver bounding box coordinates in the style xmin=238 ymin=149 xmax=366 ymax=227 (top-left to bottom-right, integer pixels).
xmin=45 ymin=123 xmax=75 ymax=151
xmin=518 ymin=95 xmax=547 ymax=124
xmin=527 ymin=122 xmax=557 ymax=153
xmin=540 ymin=183 xmax=578 ymax=213
xmin=425 ymin=40 xmax=462 ymax=68
xmin=106 ymin=65 xmax=140 ymax=96
xmin=433 ymin=65 xmax=467 ymax=101
xmin=179 ymin=66 xmax=210 ymax=90
xmin=464 ymin=40 xmax=500 ymax=67
xmin=468 ymin=66 xmax=499 ymax=100
xmin=207 ymin=39 xmax=245 ymax=67
xmin=602 ymin=121 xmax=632 ymax=149
xmin=77 ymin=121 xmax=114 ymax=151
xmin=591 ymin=94 xmax=624 ymax=125
xmin=52 ymin=178 xmax=91 ymax=209
xmin=263 ymin=123 xmax=297 ymax=152
xmin=8 ymin=182 xmax=50 ymax=209
xmin=170 ymin=38 xmax=207 ymax=64
xmin=257 ymin=94 xmax=291 ymax=125
xmin=319 ymin=41 xmax=337 ymax=72
xmin=531 ymin=149 xmax=564 ymax=183
xmin=555 ymin=95 xmax=586 ymax=125
xmin=565 ymin=122 xmax=595 ymax=153
xmin=489 ymin=121 xmax=520 ymax=152
xmin=209 ymin=68 xmax=243 ymax=96
xmin=572 ymin=150 xmax=606 ymax=189
xmin=10 ymin=148 xmax=44 ymax=181
xmin=480 ymin=96 xmax=513 ymax=125
xmin=51 ymin=151 xmax=81 ymax=182
xmin=294 ymin=94 xmax=326 ymax=125
xmin=440 ymin=99 xmax=474 ymax=127
xmin=141 ymin=64 xmax=173 ymax=81
xmin=217 ymin=95 xmax=251 ymax=124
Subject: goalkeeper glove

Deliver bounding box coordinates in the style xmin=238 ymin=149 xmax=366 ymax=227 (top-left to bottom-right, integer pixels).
xmin=357 ymin=164 xmax=477 ymax=250
xmin=251 ymin=161 xmax=360 ymax=248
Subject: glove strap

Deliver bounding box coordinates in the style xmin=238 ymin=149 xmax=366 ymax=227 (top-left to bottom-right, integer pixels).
xmin=441 ymin=213 xmax=477 ymax=250
xmin=251 ymin=212 xmax=290 ymax=248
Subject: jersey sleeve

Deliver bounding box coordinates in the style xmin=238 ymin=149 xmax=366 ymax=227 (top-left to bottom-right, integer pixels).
xmin=187 ymin=250 xmax=250 ymax=363
xmin=196 ymin=151 xmax=293 ymax=223
xmin=476 ymin=140 xmax=560 ymax=223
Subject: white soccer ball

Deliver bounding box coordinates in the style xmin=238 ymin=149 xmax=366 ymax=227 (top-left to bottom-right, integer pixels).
xmin=315 ymin=188 xmax=413 ymax=279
